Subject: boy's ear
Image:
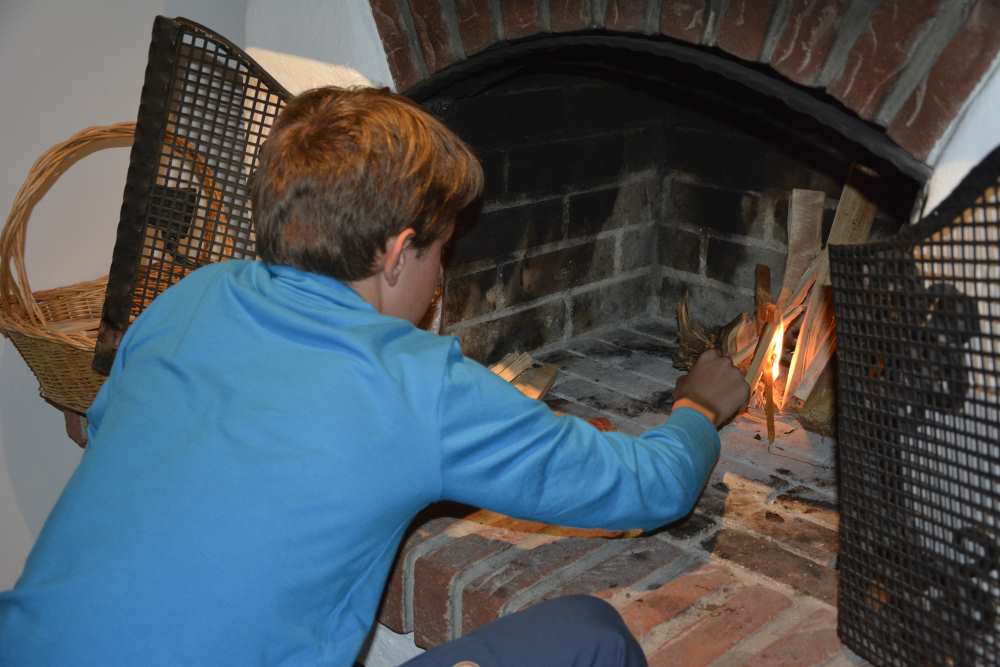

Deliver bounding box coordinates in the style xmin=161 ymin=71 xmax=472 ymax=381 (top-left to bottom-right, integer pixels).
xmin=381 ymin=228 xmax=417 ymax=287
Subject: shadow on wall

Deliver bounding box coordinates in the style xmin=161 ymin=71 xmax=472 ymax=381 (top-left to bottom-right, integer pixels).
xmin=0 ymin=341 xmax=81 ymax=542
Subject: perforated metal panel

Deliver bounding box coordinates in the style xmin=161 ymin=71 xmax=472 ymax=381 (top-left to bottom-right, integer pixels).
xmin=832 ymin=147 xmax=1000 ymax=666
xmin=95 ymin=16 xmax=289 ymax=373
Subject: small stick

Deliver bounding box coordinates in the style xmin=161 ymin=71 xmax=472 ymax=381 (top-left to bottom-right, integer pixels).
xmin=765 ymin=370 xmax=776 ymax=445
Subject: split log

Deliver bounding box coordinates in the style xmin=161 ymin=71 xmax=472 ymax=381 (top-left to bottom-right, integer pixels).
xmin=778 ymin=189 xmax=824 ymax=309
xmin=512 ymin=363 xmax=559 ymax=400
xmin=745 ymin=303 xmax=779 ymax=388
xmin=782 ymin=166 xmax=878 ymax=405
xmin=787 ymin=286 xmax=837 ymax=405
xmin=489 ymin=351 xmax=559 ymax=401
xmin=490 ymin=352 xmax=535 ymax=382
xmin=796 ymin=363 xmax=836 ymax=436
xmin=755 ymin=264 xmax=772 ymax=335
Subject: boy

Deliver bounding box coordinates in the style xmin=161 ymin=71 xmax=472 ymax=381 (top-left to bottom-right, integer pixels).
xmin=0 ymin=87 xmax=748 ymax=666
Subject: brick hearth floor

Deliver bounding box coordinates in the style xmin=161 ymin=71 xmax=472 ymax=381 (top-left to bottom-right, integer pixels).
xmin=375 ymin=317 xmax=871 ymax=666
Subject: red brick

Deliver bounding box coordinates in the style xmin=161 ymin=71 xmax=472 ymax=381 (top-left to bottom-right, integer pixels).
xmin=378 ymin=516 xmax=458 ymax=632
xmin=743 ymin=608 xmax=840 ymax=667
xmin=828 ymin=0 xmax=938 ymax=121
xmin=541 ymin=537 xmax=691 ymax=602
xmin=769 ymin=0 xmax=848 ymax=86
xmin=412 ymin=531 xmax=519 ymax=647
xmin=716 ymin=0 xmax=778 ymax=61
xmin=734 ymin=509 xmax=838 ymax=565
xmin=620 ymin=563 xmax=736 ymax=639
xmin=660 ymin=1 xmax=709 ymax=44
xmin=703 ymin=529 xmax=838 ymax=605
xmin=454 ymin=0 xmax=496 ymax=55
xmin=503 ymin=0 xmax=540 ymax=40
xmin=647 ymin=586 xmax=793 ymax=667
xmin=369 ymin=0 xmax=424 ymax=90
xmin=549 ymin=0 xmax=592 ymax=31
xmin=461 ymin=536 xmax=608 ymax=635
xmin=889 ymin=0 xmax=1000 ymax=161
xmin=605 ymin=0 xmax=649 ymax=32
xmin=409 ymin=0 xmax=461 ymax=74
xmin=772 ymin=486 xmax=838 ymax=530
xmin=661 ymin=511 xmax=717 ymax=540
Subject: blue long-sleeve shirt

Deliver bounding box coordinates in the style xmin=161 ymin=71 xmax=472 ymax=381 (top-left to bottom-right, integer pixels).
xmin=0 ymin=260 xmax=719 ymax=666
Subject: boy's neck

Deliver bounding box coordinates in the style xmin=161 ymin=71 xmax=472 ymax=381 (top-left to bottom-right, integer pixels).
xmin=347 ymin=276 xmax=382 ymax=313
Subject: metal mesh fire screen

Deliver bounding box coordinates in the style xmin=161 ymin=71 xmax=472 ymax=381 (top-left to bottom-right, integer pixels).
xmin=832 ymin=146 xmax=1000 ymax=666
xmin=94 ymin=16 xmax=290 ymax=373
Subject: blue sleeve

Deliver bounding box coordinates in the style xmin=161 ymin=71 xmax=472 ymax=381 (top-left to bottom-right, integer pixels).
xmin=436 ymin=342 xmax=720 ymax=531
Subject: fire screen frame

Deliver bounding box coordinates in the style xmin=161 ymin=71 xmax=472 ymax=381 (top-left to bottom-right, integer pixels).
xmin=832 ymin=146 xmax=1000 ymax=666
xmin=94 ymin=16 xmax=290 ymax=374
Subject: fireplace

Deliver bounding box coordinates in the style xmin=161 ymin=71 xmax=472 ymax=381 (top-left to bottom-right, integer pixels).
xmin=414 ymin=44 xmax=919 ymax=362
xmin=354 ymin=2 xmax=1000 ymax=665
xmin=82 ymin=5 xmax=1000 ymax=666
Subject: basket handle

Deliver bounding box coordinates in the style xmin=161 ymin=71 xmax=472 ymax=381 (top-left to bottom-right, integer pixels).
xmin=0 ymin=122 xmax=230 ymax=326
xmin=0 ymin=122 xmax=136 ymax=326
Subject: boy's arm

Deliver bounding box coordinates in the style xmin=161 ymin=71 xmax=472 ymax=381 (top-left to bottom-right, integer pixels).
xmin=436 ymin=344 xmax=745 ymax=531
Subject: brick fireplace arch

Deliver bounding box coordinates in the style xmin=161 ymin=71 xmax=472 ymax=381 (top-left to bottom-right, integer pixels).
xmin=368 ymin=0 xmax=1000 ymax=170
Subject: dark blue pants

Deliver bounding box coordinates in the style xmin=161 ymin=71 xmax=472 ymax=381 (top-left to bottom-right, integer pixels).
xmin=402 ymin=595 xmax=647 ymax=667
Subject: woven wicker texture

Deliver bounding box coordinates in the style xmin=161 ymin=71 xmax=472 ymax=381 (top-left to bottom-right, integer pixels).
xmin=0 ymin=123 xmax=135 ymax=413
xmin=0 ymin=119 xmax=228 ymax=413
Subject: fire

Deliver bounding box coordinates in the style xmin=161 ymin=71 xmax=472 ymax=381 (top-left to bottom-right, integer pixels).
xmin=771 ymin=320 xmax=784 ymax=381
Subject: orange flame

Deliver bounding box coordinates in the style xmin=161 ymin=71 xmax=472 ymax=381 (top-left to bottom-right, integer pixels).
xmin=771 ymin=320 xmax=784 ymax=381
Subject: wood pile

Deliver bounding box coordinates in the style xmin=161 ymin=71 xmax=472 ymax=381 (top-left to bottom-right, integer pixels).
xmin=675 ymin=165 xmax=880 ymax=435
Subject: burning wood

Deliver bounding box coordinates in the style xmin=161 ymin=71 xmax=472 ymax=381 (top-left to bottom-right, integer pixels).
xmin=676 ymin=167 xmax=879 ymax=436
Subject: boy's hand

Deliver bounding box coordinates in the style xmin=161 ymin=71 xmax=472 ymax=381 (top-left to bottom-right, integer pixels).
xmin=673 ymin=349 xmax=750 ymax=427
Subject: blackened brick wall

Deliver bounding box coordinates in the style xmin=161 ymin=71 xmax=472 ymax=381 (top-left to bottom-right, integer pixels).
xmin=439 ymin=73 xmax=666 ymax=362
xmin=436 ymin=70 xmax=912 ymax=362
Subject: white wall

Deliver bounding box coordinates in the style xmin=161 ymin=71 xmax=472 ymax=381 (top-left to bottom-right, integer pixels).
xmin=0 ymin=0 xmax=247 ymax=589
xmin=923 ymin=53 xmax=1000 ymax=214
xmin=244 ymin=0 xmax=393 ymax=93
xmin=0 ymin=0 xmax=396 ymax=593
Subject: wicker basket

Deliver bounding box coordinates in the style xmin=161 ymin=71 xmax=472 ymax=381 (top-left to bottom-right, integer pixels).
xmin=0 ymin=123 xmax=136 ymax=414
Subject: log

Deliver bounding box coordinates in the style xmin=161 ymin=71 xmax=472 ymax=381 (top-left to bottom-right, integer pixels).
xmin=512 ymin=363 xmax=559 ymax=400
xmin=489 ymin=352 xmax=534 ymax=382
xmin=782 ymin=166 xmax=878 ymax=404
xmin=826 ymin=166 xmax=879 ymax=246
xmin=777 ymin=189 xmax=824 ymax=309
xmin=755 ymin=264 xmax=772 ymax=335
xmin=783 ymin=284 xmax=833 ymax=408
xmin=792 ymin=302 xmax=837 ymax=403
xmin=745 ymin=303 xmax=779 ymax=388
xmin=796 ymin=360 xmax=836 ymax=436
xmin=782 ymin=257 xmax=820 ymax=315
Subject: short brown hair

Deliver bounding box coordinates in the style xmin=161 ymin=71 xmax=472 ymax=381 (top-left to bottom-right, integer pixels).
xmin=251 ymin=86 xmax=483 ymax=281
